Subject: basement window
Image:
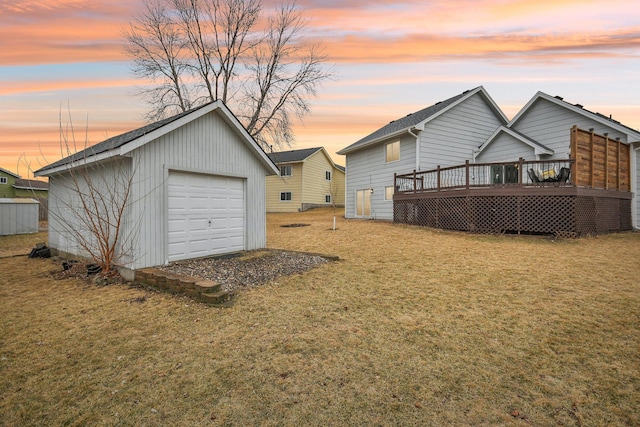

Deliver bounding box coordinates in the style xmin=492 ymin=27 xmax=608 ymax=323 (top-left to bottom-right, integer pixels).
xmin=325 ymin=195 xmax=331 ymax=203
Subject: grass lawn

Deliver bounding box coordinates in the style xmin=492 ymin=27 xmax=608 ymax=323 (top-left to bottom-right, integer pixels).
xmin=1 ymin=208 xmax=639 ymax=426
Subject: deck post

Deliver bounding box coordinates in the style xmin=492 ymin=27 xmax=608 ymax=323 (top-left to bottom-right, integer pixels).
xmin=518 ymin=157 xmax=523 ymax=185
xmin=394 ymin=173 xmax=397 ymax=195
xmin=465 ymin=160 xmax=470 ymax=189
xmin=437 ymin=166 xmax=441 ymax=191
xmin=413 ymin=170 xmax=417 ymax=194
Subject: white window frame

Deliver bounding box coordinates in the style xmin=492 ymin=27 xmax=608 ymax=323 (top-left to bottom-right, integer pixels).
xmin=325 ymin=194 xmax=331 ymax=203
xmin=280 ymin=191 xmax=292 ymax=201
xmin=280 ymin=165 xmax=292 ymax=177
xmin=0 ymin=177 xmax=7 ymax=184
xmin=385 ymin=140 xmax=400 ymax=163
xmin=325 ymin=170 xmax=331 ymax=181
xmin=384 ymin=186 xmax=394 ymax=201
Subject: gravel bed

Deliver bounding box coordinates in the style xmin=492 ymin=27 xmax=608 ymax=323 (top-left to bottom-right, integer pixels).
xmin=158 ymin=249 xmax=329 ymax=293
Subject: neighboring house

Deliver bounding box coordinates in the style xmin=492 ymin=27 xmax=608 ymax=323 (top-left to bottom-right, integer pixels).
xmin=266 ymin=147 xmax=345 ymax=213
xmin=35 ymin=101 xmax=279 ymax=279
xmin=476 ymin=91 xmax=640 ymax=227
xmin=0 ymin=167 xmax=20 ymax=198
xmin=0 ymin=167 xmax=49 ymax=220
xmin=0 ymin=168 xmax=49 ymax=198
xmin=337 ymin=86 xmax=508 ymax=220
xmin=12 ymin=178 xmax=49 ymax=199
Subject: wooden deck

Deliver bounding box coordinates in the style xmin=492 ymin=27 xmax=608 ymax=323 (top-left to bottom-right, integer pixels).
xmin=394 ymin=158 xmax=632 ymax=237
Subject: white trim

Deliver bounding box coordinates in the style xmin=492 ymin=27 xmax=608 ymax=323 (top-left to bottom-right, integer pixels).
xmin=280 ymin=191 xmax=292 ymax=201
xmin=36 ymin=101 xmax=279 ymax=177
xmin=477 ymin=126 xmax=554 ymax=157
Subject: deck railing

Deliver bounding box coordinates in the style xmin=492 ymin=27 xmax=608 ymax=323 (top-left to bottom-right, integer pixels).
xmin=395 ymin=158 xmax=577 ymax=194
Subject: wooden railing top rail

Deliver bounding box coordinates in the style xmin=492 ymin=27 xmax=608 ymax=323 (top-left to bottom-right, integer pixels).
xmin=394 ymin=158 xmax=584 ymax=194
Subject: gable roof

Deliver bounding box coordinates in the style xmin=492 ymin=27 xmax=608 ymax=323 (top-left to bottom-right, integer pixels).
xmin=268 ymin=146 xmax=345 ymax=172
xmin=268 ymin=147 xmax=323 ymax=164
xmin=35 ymin=101 xmax=279 ymax=176
xmin=13 ymin=178 xmax=49 ymax=191
xmin=510 ymin=91 xmax=640 ymax=141
xmin=477 ymin=126 xmax=554 ymax=157
xmin=0 ymin=167 xmax=20 ymax=179
xmin=337 ymin=86 xmax=508 ymax=155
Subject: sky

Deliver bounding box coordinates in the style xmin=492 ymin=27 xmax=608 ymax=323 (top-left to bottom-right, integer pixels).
xmin=1 ymin=0 xmax=639 ymax=177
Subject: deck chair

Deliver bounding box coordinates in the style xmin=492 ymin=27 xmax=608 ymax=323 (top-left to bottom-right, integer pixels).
xmin=557 ymin=167 xmax=571 ymax=183
xmin=527 ymin=168 xmax=540 ymax=183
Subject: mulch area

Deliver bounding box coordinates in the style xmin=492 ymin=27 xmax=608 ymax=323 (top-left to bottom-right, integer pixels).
xmin=158 ymin=249 xmax=332 ymax=292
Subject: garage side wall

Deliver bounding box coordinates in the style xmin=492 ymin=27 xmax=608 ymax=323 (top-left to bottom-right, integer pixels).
xmin=129 ymin=110 xmax=270 ymax=270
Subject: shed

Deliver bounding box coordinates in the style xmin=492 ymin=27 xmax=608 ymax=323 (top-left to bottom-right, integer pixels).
xmin=34 ymin=101 xmax=279 ymax=278
xmin=0 ymin=198 xmax=39 ymax=236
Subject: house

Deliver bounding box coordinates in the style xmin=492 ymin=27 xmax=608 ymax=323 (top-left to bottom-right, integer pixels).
xmin=392 ymin=90 xmax=640 ymax=235
xmin=0 ymin=168 xmax=20 ymax=198
xmin=475 ymin=91 xmax=640 ymax=228
xmin=0 ymin=167 xmax=49 ymax=220
xmin=0 ymin=167 xmax=49 ymax=199
xmin=337 ymin=86 xmax=508 ymax=220
xmin=266 ymin=147 xmax=345 ymax=212
xmin=35 ymin=101 xmax=279 ymax=279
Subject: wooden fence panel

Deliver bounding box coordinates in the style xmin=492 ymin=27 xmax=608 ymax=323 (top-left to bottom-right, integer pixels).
xmin=570 ymin=126 xmax=630 ymax=191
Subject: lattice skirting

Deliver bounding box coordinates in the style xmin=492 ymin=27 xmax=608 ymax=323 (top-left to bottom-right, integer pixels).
xmin=394 ymin=195 xmax=631 ymax=237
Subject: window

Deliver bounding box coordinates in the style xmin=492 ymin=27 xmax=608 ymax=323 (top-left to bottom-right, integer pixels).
xmin=280 ymin=192 xmax=292 ymax=201
xmin=385 ymin=141 xmax=400 ymax=163
xmin=0 ymin=177 xmax=7 ymax=184
xmin=280 ymin=165 xmax=292 ymax=176
xmin=385 ymin=186 xmax=394 ymax=201
xmin=325 ymin=170 xmax=331 ymax=181
xmin=325 ymin=195 xmax=331 ymax=203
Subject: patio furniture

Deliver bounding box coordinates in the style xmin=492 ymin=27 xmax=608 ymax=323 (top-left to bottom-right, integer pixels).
xmin=527 ymin=168 xmax=540 ymax=183
xmin=557 ymin=167 xmax=571 ymax=183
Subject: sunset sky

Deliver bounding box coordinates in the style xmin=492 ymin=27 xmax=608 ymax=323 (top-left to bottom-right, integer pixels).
xmin=1 ymin=0 xmax=639 ymax=177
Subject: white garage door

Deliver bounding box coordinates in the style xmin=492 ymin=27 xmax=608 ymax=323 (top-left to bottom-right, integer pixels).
xmin=167 ymin=172 xmax=245 ymax=262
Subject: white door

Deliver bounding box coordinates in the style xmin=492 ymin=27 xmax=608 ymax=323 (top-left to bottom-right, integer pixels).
xmin=355 ymin=189 xmax=371 ymax=218
xmin=167 ymin=172 xmax=244 ymax=262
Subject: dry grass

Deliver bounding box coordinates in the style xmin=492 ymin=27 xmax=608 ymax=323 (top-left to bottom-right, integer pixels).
xmin=1 ymin=208 xmax=639 ymax=426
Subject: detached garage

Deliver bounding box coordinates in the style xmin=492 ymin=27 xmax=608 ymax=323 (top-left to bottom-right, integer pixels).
xmin=35 ymin=101 xmax=279 ymax=278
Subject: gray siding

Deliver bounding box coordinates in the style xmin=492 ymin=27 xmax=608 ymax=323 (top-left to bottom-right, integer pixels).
xmin=476 ymin=132 xmax=535 ymax=163
xmin=419 ymin=94 xmax=505 ymax=170
xmin=345 ymin=134 xmax=415 ymax=220
xmin=48 ymin=158 xmax=133 ymax=262
xmin=511 ymin=99 xmax=629 ymax=159
xmin=47 ymin=109 xmax=270 ymax=271
xmin=129 ymin=110 xmax=269 ymax=269
xmin=636 ymin=147 xmax=640 ymax=229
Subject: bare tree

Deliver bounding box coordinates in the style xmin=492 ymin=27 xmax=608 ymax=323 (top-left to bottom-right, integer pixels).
xmin=124 ymin=0 xmax=332 ymax=149
xmin=33 ymin=111 xmax=141 ymax=274
xmin=124 ymin=0 xmax=193 ymax=121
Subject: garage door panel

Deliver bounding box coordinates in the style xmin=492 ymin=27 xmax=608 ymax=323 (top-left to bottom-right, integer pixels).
xmin=168 ymin=172 xmax=245 ymax=262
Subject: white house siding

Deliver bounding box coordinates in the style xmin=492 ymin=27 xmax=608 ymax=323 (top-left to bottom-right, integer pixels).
xmin=419 ymin=94 xmax=505 ymax=171
xmin=344 ymin=134 xmax=415 ymax=220
xmin=127 ymin=110 xmax=269 ymax=270
xmin=47 ymin=158 xmax=133 ymax=261
xmin=635 ymin=147 xmax=640 ymax=229
xmin=511 ymin=99 xmax=629 ymax=159
xmin=475 ymin=132 xmax=535 ymax=163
